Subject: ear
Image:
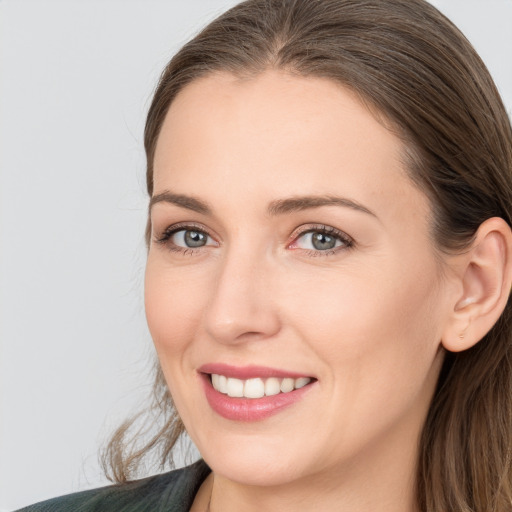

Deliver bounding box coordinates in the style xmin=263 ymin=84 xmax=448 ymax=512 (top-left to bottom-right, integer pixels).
xmin=442 ymin=217 xmax=512 ymax=353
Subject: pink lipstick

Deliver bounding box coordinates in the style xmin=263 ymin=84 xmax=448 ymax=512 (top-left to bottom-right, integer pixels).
xmin=198 ymin=364 xmax=316 ymax=422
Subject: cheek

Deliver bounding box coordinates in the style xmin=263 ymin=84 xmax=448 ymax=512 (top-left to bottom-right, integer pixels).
xmin=276 ymin=259 xmax=444 ymax=453
xmin=280 ymin=256 xmax=443 ymax=389
xmin=144 ymin=258 xmax=208 ymax=358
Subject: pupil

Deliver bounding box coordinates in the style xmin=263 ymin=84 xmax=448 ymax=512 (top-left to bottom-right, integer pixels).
xmin=185 ymin=230 xmax=206 ymax=247
xmin=312 ymin=232 xmax=336 ymax=250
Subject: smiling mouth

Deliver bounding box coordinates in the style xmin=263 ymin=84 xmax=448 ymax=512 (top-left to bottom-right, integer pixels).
xmin=209 ymin=374 xmax=314 ymax=399
xmin=200 ymin=367 xmax=317 ymax=421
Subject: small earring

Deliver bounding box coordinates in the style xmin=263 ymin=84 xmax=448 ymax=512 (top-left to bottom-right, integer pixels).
xmin=458 ymin=320 xmax=471 ymax=340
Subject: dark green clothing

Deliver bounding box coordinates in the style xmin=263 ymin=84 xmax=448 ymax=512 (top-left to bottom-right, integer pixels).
xmin=16 ymin=460 xmax=211 ymax=512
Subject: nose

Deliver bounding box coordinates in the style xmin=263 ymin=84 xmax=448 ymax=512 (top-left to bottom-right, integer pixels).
xmin=203 ymin=249 xmax=281 ymax=345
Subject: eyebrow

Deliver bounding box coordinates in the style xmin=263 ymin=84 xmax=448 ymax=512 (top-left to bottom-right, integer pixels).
xmin=149 ymin=191 xmax=211 ymax=215
xmin=267 ymin=195 xmax=376 ymax=217
xmin=149 ymin=190 xmax=376 ymax=218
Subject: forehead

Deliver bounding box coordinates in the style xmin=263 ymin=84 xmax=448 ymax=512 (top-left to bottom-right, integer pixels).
xmin=155 ymin=70 xmax=399 ymax=167
xmin=153 ymin=70 xmax=429 ymax=226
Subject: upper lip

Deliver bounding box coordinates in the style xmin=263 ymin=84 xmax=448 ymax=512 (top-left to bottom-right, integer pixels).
xmin=198 ymin=363 xmax=314 ymax=380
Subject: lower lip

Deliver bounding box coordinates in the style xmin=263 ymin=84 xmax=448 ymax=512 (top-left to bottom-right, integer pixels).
xmin=201 ymin=374 xmax=315 ymax=422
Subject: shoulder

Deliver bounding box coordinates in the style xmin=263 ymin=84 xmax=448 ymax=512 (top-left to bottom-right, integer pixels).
xmin=15 ymin=459 xmax=211 ymax=512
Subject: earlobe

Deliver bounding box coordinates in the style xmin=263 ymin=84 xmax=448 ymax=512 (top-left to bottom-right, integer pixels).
xmin=441 ymin=217 xmax=512 ymax=353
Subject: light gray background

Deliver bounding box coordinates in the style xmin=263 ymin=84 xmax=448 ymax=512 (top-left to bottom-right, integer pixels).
xmin=1 ymin=1 xmax=511 ymax=510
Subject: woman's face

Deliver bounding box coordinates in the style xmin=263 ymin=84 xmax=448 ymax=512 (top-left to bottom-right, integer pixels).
xmin=145 ymin=71 xmax=453 ymax=488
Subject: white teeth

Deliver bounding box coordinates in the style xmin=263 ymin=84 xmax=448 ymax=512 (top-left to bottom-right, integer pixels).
xmin=226 ymin=377 xmax=244 ymax=397
xmin=218 ymin=375 xmax=228 ymax=393
xmin=244 ymin=378 xmax=265 ymax=398
xmin=211 ymin=374 xmax=312 ymax=398
xmin=264 ymin=377 xmax=281 ymax=396
xmin=295 ymin=377 xmax=310 ymax=389
xmin=280 ymin=378 xmax=294 ymax=393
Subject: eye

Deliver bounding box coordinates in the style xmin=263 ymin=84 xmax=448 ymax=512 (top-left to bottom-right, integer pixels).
xmin=155 ymin=224 xmax=218 ymax=254
xmin=289 ymin=225 xmax=353 ymax=255
xmin=172 ymin=229 xmax=211 ymax=248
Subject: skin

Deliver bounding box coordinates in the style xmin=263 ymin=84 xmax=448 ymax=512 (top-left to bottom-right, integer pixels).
xmin=144 ymin=70 xmax=477 ymax=511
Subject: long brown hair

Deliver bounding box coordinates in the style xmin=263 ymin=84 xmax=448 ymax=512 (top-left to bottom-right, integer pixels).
xmin=102 ymin=1 xmax=512 ymax=509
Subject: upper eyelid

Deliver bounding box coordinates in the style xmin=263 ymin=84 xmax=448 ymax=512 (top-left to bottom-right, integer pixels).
xmin=158 ymin=222 xmax=215 ymax=238
xmin=290 ymin=224 xmax=353 ymax=242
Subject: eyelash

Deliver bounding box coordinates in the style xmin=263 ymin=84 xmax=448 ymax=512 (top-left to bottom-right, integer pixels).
xmin=154 ymin=223 xmax=354 ymax=257
xmin=155 ymin=222 xmax=215 ymax=256
xmin=290 ymin=224 xmax=354 ymax=257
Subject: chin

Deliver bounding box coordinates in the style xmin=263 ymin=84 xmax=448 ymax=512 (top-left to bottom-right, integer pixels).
xmin=193 ymin=429 xmax=317 ymax=487
xmin=206 ymin=451 xmax=307 ymax=487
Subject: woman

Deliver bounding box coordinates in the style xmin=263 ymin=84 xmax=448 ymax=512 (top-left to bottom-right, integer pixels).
xmin=18 ymin=0 xmax=512 ymax=510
